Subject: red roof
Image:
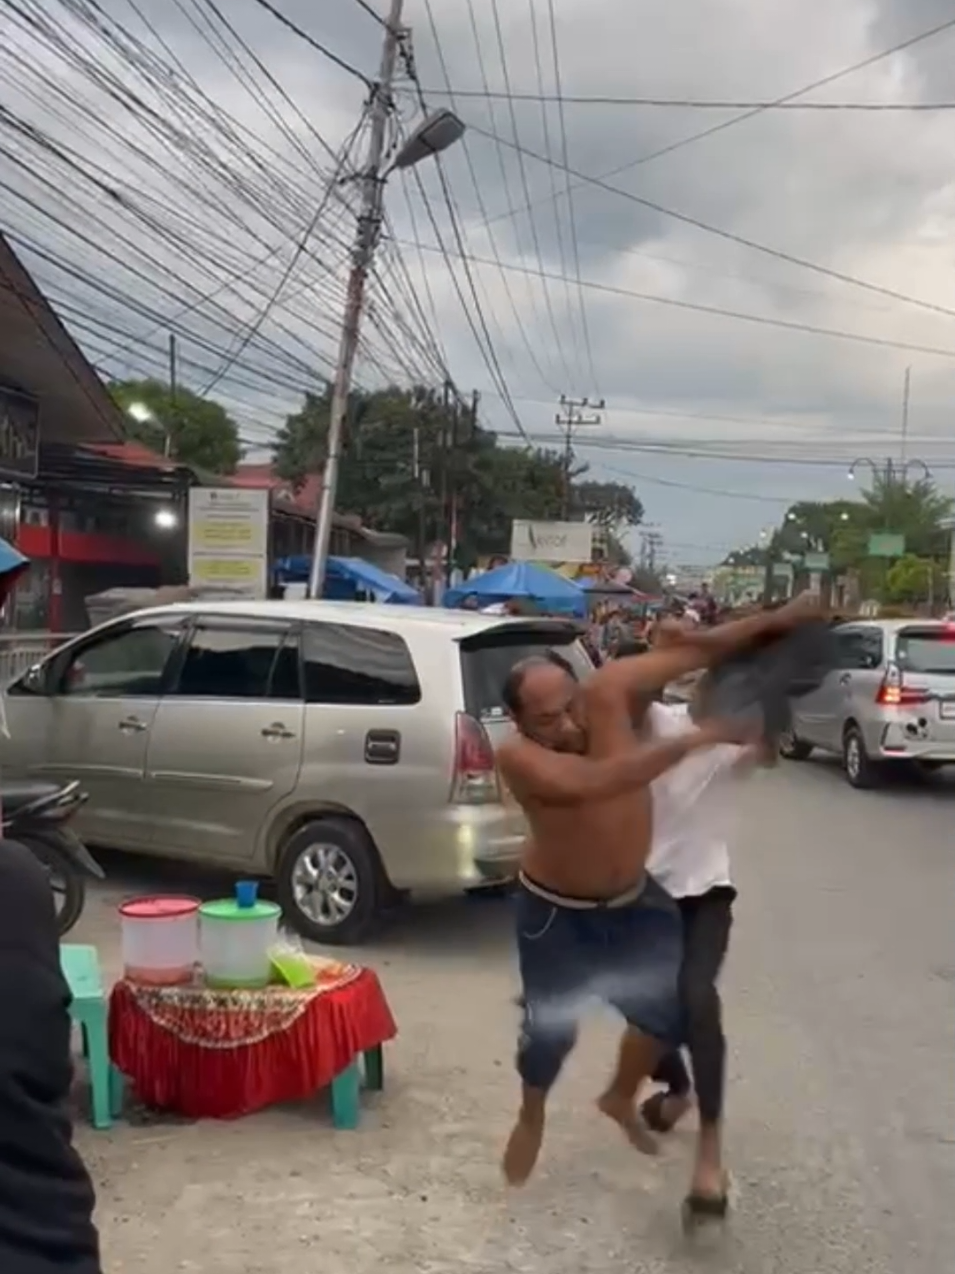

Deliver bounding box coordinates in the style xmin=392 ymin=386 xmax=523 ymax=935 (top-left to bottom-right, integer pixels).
xmin=232 ymin=463 xmax=321 ymax=516
xmin=82 ymin=441 xmax=178 ymax=471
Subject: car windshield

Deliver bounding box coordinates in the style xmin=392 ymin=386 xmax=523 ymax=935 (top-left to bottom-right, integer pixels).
xmin=460 ymin=627 xmax=594 ymax=721
xmin=896 ymin=629 xmax=955 ymax=675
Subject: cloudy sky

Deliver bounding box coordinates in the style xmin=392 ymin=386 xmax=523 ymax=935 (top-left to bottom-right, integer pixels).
xmin=4 ymin=0 xmax=955 ymax=570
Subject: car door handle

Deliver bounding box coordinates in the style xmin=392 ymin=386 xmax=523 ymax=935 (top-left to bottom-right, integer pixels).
xmin=261 ymin=722 xmax=295 ymax=740
xmin=839 ymin=673 xmax=852 ymax=685
xmin=364 ymin=729 xmax=401 ymax=765
xmin=117 ymin=716 xmax=147 ymax=733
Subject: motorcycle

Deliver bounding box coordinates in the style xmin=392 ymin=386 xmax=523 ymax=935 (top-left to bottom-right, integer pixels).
xmin=2 ymin=779 xmax=104 ymax=934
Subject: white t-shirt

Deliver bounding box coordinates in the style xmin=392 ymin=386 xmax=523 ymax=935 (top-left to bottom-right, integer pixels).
xmin=647 ymin=702 xmax=741 ymax=899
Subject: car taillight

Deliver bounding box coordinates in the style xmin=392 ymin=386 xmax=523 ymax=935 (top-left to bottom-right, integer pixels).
xmin=876 ymin=664 xmax=929 ymax=706
xmin=450 ymin=712 xmax=501 ymax=805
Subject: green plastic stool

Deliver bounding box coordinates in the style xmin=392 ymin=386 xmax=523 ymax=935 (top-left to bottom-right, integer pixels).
xmin=60 ymin=944 xmax=124 ymax=1130
xmin=329 ymin=1045 xmax=384 ymax=1130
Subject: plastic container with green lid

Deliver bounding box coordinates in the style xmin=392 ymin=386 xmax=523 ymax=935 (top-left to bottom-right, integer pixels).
xmin=199 ymin=893 xmax=281 ymax=989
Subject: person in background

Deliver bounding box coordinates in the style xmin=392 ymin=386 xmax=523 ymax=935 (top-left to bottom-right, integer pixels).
xmin=0 ymin=840 xmax=101 ymax=1274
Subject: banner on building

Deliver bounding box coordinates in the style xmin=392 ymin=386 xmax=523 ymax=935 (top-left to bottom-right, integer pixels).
xmin=0 ymin=386 xmax=39 ymax=479
xmin=187 ymin=486 xmax=269 ymax=598
xmin=510 ymin=519 xmax=593 ymax=564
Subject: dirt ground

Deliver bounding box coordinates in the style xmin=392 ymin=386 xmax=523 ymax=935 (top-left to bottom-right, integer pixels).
xmin=66 ymin=759 xmax=955 ymax=1273
xmin=72 ymin=868 xmax=710 ymax=1274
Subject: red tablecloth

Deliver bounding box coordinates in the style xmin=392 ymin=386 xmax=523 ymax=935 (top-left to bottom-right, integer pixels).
xmin=108 ymin=963 xmax=396 ymax=1119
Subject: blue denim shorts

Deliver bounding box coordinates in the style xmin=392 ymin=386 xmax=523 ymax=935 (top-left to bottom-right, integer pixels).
xmin=515 ymin=874 xmax=683 ymax=1091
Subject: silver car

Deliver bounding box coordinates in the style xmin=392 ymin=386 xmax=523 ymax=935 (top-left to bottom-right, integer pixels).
xmin=0 ymin=600 xmax=593 ymax=942
xmin=779 ymin=618 xmax=955 ymax=788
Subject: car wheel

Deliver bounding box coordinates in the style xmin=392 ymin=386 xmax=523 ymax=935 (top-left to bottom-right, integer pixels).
xmin=276 ymin=817 xmax=384 ymax=946
xmin=778 ymin=729 xmax=813 ymax=761
xmin=843 ymin=726 xmax=880 ymax=790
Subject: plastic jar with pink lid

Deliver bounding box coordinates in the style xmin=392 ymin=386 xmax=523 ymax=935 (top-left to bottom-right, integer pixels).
xmin=119 ymin=896 xmax=200 ymax=986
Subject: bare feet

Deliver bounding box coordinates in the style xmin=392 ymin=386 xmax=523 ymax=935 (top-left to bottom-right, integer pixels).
xmin=502 ymin=1112 xmax=545 ymax=1186
xmin=597 ymin=1091 xmax=659 ymax=1155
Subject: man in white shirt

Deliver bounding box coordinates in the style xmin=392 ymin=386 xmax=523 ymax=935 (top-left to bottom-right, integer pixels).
xmin=641 ymin=697 xmax=757 ymax=1225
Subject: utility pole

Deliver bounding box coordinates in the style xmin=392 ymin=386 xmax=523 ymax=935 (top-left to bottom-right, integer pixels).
xmin=166 ymin=333 xmax=177 ymax=459
xmin=449 ymin=389 xmax=477 ymax=578
xmin=900 ymin=366 xmax=911 ymax=465
xmin=555 ymin=394 xmax=604 ymax=520
xmin=412 ymin=424 xmax=428 ymax=599
xmin=308 ymin=0 xmax=404 ymax=599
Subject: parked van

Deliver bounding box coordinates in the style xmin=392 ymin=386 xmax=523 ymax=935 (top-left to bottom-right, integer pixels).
xmin=1 ymin=600 xmax=594 ymax=942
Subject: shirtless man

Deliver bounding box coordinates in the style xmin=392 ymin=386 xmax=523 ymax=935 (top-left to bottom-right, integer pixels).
xmin=495 ymin=597 xmax=817 ymax=1187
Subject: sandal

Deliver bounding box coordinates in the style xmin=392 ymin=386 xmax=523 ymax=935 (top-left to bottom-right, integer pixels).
xmin=681 ymin=1191 xmax=729 ymax=1233
xmin=640 ymin=1091 xmax=679 ymax=1134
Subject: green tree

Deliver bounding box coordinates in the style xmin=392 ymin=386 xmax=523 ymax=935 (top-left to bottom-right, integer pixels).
xmin=271 ymin=385 xmax=640 ymax=569
xmin=884 ymin=553 xmax=944 ymax=606
xmin=110 ymin=379 xmax=241 ymax=474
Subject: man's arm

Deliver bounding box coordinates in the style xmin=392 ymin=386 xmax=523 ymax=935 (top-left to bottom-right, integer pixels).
xmin=587 ymin=595 xmax=819 ymax=704
xmin=498 ymin=724 xmax=735 ymax=808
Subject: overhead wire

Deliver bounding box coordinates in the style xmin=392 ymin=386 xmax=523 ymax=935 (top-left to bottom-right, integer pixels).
xmin=416 ymin=91 xmax=955 ymax=111
xmin=488 ymin=0 xmax=576 ymax=387
xmin=465 ymin=123 xmax=955 ymax=327
xmin=544 ymin=0 xmax=598 ymax=394
xmin=417 ymin=0 xmax=561 ymax=393
xmin=556 ymin=12 xmax=955 ymax=171
xmin=460 ymin=0 xmax=564 ymax=390
xmin=248 ymin=0 xmax=373 ymax=87
xmin=459 ymin=13 xmax=955 ymax=235
xmin=391 ymin=237 xmax=955 ymax=360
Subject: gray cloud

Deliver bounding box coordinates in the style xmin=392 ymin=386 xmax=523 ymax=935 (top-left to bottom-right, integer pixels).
xmin=4 ymin=0 xmax=955 ymax=565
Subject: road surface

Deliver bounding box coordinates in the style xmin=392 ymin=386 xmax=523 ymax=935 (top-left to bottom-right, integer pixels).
xmin=70 ymin=755 xmax=954 ymax=1274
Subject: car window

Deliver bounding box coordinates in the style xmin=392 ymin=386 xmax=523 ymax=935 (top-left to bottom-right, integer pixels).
xmin=460 ymin=629 xmax=594 ymax=722
xmin=896 ymin=629 xmax=955 ymax=675
xmin=301 ymin=623 xmax=420 ymax=706
xmin=835 ymin=628 xmax=881 ymax=671
xmin=172 ymin=626 xmax=300 ymax=700
xmin=59 ymin=623 xmax=181 ymax=698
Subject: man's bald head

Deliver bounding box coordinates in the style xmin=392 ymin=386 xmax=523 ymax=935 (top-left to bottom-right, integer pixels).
xmin=502 ymin=651 xmax=587 ymax=752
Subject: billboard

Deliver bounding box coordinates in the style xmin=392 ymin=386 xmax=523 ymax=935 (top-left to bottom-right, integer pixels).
xmin=510 ymin=519 xmax=593 ymax=564
xmin=187 ymin=486 xmax=269 ymax=598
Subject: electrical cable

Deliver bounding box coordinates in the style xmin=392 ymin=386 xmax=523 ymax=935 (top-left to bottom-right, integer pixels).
xmin=416 ymin=0 xmax=561 ymax=393
xmin=545 ymin=0 xmax=598 ymax=394
xmin=248 ymin=0 xmax=373 ymax=86
xmin=464 ymin=123 xmax=955 ymax=327
xmin=392 ymin=237 xmax=955 ymax=360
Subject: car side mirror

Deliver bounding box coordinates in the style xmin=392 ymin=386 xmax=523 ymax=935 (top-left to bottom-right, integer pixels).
xmin=20 ymin=663 xmax=48 ymax=695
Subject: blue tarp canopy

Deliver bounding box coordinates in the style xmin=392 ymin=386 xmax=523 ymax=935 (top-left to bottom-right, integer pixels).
xmin=273 ymin=555 xmax=421 ymax=605
xmin=444 ymin=561 xmax=586 ymax=617
xmin=0 ymin=536 xmax=28 ymax=608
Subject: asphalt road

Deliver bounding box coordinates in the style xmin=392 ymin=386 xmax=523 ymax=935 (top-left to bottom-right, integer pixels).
xmin=70 ymin=755 xmax=954 ymax=1274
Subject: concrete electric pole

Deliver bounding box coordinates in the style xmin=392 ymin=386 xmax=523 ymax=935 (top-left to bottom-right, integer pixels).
xmin=305 ymin=6 xmax=465 ymax=598
xmin=555 ymin=394 xmax=604 ymax=520
xmin=307 ymin=0 xmax=404 ymax=599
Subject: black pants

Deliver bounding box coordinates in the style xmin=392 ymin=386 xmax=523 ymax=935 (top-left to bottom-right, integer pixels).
xmin=651 ymin=887 xmax=734 ymax=1125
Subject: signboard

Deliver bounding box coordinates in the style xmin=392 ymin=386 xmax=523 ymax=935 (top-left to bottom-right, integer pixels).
xmin=510 ymin=519 xmax=593 ymax=564
xmin=0 ymin=386 xmax=39 ymax=479
xmin=868 ymin=533 xmax=905 ymax=559
xmin=187 ymin=486 xmax=269 ymax=598
xmin=803 ymin=551 xmax=830 ymax=572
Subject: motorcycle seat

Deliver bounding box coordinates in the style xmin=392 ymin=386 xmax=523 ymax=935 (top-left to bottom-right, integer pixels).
xmin=2 ymin=780 xmax=68 ymax=816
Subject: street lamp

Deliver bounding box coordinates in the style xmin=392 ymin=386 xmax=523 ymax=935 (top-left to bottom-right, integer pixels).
xmin=307 ymin=0 xmax=465 ymax=600
xmin=847 ymin=456 xmax=930 ymax=486
xmin=126 ymin=401 xmax=172 ymax=459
